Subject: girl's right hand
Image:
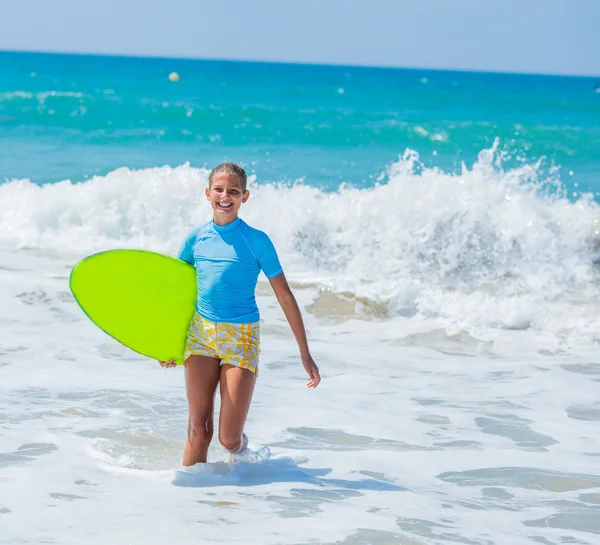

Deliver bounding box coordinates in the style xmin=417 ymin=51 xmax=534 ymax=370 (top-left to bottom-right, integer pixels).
xmin=301 ymin=355 xmax=321 ymax=388
xmin=159 ymin=359 xmax=177 ymax=368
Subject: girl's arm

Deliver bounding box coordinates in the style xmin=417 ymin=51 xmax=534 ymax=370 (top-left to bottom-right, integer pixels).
xmin=268 ymin=273 xmax=321 ymax=388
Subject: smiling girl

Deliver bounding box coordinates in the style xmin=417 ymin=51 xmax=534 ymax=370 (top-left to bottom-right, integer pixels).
xmin=161 ymin=162 xmax=320 ymax=466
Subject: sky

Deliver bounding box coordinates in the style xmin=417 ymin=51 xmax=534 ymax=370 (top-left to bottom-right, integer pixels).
xmin=1 ymin=0 xmax=599 ymax=77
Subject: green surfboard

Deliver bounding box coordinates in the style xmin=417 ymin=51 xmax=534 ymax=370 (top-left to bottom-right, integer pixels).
xmin=69 ymin=250 xmax=196 ymax=365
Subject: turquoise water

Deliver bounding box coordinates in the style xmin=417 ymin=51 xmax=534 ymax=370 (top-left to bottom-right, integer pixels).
xmin=1 ymin=51 xmax=599 ymax=192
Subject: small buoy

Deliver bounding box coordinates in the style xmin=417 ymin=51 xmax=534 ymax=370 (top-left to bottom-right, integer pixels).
xmin=168 ymin=72 xmax=180 ymax=82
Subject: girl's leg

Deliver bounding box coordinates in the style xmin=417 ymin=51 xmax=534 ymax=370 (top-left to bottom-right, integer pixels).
xmin=218 ymin=364 xmax=257 ymax=452
xmin=183 ymin=355 xmax=221 ymax=466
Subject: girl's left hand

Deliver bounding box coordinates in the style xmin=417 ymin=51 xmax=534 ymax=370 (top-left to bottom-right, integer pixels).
xmin=302 ymin=355 xmax=321 ymax=388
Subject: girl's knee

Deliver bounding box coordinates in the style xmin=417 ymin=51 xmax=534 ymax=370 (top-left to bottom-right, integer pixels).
xmin=218 ymin=433 xmax=240 ymax=452
xmin=219 ymin=431 xmax=245 ymax=453
xmin=188 ymin=418 xmax=213 ymax=446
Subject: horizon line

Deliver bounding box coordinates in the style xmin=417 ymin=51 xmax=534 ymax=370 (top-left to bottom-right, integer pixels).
xmin=2 ymin=48 xmax=599 ymax=80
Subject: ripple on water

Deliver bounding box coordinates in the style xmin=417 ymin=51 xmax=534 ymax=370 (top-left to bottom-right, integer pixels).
xmin=7 ymin=388 xmax=145 ymax=420
xmin=0 ymin=443 xmax=58 ymax=468
xmin=0 ymin=343 xmax=28 ymax=356
xmin=433 ymin=440 xmax=483 ymax=450
xmin=475 ymin=414 xmax=558 ymax=450
xmin=394 ymin=328 xmax=493 ymax=358
xmin=566 ymin=402 xmax=600 ymax=422
xmin=48 ymin=493 xmax=87 ymax=502
xmin=78 ymin=427 xmax=181 ymax=470
xmin=96 ymin=342 xmax=143 ymax=361
xmin=16 ymin=289 xmax=79 ymax=323
xmin=437 ymin=467 xmax=600 ymax=492
xmin=266 ymin=487 xmax=363 ymax=519
xmin=413 ymin=398 xmax=459 ymax=408
xmin=396 ymin=518 xmax=492 ymax=545
xmin=524 ymin=503 xmax=600 ymax=535
xmin=197 ymin=500 xmax=239 ymax=508
xmin=579 ymin=493 xmax=600 ymax=508
xmin=58 ymin=389 xmax=183 ymax=420
xmin=300 ymin=528 xmax=426 ymax=545
xmin=416 ymin=414 xmax=451 ymax=425
xmin=481 ymin=487 xmax=514 ymax=500
xmin=352 ymin=470 xmax=395 ymax=483
xmin=273 ymin=427 xmax=436 ymax=452
xmin=561 ymin=363 xmax=600 ymax=376
xmin=527 ymin=537 xmax=555 ymax=545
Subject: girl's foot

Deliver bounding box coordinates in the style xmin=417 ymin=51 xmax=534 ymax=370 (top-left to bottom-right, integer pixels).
xmin=225 ymin=433 xmax=248 ymax=463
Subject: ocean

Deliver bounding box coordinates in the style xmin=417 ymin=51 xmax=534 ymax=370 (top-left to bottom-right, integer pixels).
xmin=1 ymin=51 xmax=600 ymax=544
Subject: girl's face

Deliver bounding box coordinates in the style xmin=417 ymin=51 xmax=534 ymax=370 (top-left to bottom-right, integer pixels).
xmin=206 ymin=172 xmax=249 ymax=225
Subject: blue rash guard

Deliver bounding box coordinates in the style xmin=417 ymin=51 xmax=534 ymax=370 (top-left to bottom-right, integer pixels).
xmin=177 ymin=218 xmax=283 ymax=323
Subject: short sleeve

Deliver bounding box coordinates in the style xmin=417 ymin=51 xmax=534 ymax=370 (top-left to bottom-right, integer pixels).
xmin=257 ymin=232 xmax=283 ymax=279
xmin=177 ymin=231 xmax=196 ymax=265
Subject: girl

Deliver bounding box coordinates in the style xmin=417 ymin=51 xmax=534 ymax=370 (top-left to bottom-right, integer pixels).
xmin=161 ymin=162 xmax=320 ymax=466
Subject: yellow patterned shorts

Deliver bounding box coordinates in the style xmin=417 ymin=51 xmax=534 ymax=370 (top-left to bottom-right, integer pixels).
xmin=184 ymin=312 xmax=260 ymax=375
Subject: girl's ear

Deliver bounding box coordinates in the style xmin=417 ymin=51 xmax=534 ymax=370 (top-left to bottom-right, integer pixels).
xmin=205 ymin=186 xmax=210 ymax=199
xmin=242 ymin=190 xmax=250 ymax=203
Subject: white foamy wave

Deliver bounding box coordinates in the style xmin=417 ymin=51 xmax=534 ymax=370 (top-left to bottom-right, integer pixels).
xmin=2 ymin=143 xmax=600 ymax=336
xmin=0 ymin=164 xmax=211 ymax=254
xmin=256 ymin=145 xmax=600 ymax=336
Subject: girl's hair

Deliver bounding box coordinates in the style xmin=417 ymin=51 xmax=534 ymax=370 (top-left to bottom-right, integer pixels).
xmin=208 ymin=162 xmax=248 ymax=191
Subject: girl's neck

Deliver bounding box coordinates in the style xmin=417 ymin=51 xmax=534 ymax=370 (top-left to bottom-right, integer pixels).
xmin=213 ymin=215 xmax=239 ymax=227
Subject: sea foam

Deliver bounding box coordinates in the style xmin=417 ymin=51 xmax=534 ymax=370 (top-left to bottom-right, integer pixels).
xmin=2 ymin=142 xmax=599 ymax=337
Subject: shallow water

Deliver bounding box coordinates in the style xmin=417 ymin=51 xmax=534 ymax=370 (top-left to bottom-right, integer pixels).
xmin=1 ymin=251 xmax=599 ymax=545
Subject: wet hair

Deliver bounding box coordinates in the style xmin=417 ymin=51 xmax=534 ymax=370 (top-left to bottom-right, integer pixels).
xmin=208 ymin=162 xmax=248 ymax=191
